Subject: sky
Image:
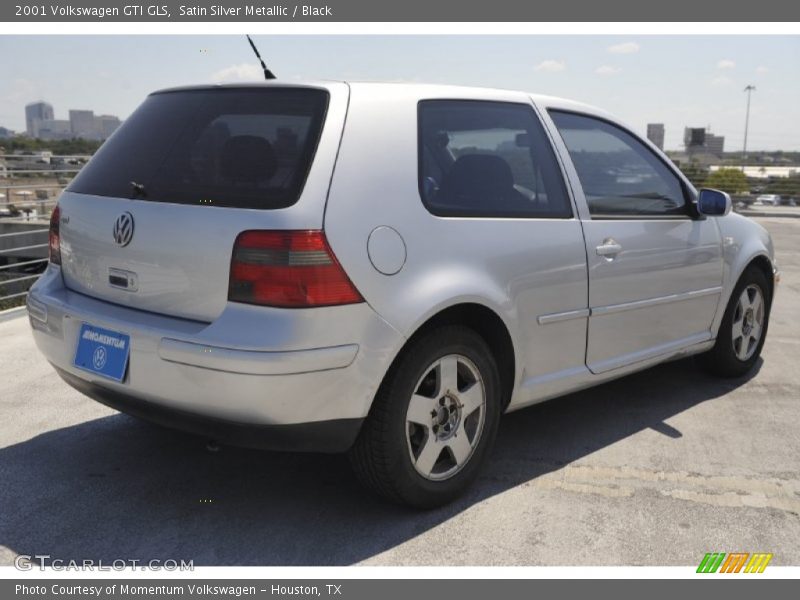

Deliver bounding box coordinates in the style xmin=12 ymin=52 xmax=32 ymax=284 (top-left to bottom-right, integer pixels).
xmin=1 ymin=35 xmax=798 ymax=151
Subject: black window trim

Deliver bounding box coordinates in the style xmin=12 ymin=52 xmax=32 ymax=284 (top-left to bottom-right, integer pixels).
xmin=417 ymin=98 xmax=574 ymax=220
xmin=548 ymin=108 xmax=698 ymax=221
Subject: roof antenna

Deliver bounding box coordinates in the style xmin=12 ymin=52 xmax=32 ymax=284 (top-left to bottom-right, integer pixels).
xmin=246 ymin=34 xmax=276 ymax=80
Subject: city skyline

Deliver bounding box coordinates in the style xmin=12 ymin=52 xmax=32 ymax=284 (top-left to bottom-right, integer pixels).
xmin=21 ymin=100 xmax=121 ymax=141
xmin=0 ymin=35 xmax=798 ymax=150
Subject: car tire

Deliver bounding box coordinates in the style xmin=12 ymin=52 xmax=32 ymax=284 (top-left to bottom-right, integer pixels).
xmin=700 ymin=266 xmax=771 ymax=378
xmin=349 ymin=325 xmax=501 ymax=508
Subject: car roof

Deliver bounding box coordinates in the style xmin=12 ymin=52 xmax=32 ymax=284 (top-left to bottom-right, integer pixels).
xmin=151 ymin=80 xmax=614 ymax=119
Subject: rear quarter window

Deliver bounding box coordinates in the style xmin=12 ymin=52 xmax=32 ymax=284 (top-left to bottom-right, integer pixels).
xmin=67 ymin=88 xmax=329 ymax=210
xmin=418 ymin=100 xmax=572 ymax=219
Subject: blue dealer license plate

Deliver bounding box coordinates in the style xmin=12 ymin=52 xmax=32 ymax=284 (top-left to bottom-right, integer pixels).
xmin=74 ymin=323 xmax=131 ymax=382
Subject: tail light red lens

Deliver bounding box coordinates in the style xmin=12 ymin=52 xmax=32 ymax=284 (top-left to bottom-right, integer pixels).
xmin=228 ymin=230 xmax=363 ymax=308
xmin=48 ymin=204 xmax=61 ymax=265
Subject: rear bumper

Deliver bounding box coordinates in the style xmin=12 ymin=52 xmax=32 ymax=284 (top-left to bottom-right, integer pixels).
xmin=157 ymin=337 xmax=358 ymax=375
xmin=54 ymin=366 xmax=363 ymax=452
xmin=27 ymin=266 xmax=405 ymax=450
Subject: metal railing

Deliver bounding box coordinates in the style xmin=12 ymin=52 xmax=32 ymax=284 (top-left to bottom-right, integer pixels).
xmin=3 ymin=182 xmax=75 ymax=188
xmin=1 ymin=154 xmax=91 ymax=159
xmin=0 ymin=152 xmax=74 ymax=306
xmin=0 ymin=190 xmax=64 ymax=309
xmin=0 ymin=228 xmax=49 ymax=238
xmin=0 ymin=290 xmax=32 ymax=302
xmin=0 ymin=257 xmax=49 ymax=271
xmin=3 ymin=169 xmax=82 ymax=175
xmin=0 ymin=242 xmax=49 ymax=254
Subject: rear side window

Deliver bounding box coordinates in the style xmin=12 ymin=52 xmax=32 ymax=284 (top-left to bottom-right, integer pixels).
xmin=418 ymin=100 xmax=572 ymax=218
xmin=68 ymin=88 xmax=329 ymax=209
xmin=549 ymin=110 xmax=688 ymax=218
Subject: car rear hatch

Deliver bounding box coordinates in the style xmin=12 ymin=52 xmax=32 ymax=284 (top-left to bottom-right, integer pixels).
xmin=57 ymin=82 xmax=349 ymax=322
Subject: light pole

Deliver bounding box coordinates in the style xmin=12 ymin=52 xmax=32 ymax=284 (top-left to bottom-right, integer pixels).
xmin=742 ymin=85 xmax=756 ymax=170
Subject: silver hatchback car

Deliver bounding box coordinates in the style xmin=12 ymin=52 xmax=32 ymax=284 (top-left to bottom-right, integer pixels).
xmin=28 ymin=81 xmax=776 ymax=507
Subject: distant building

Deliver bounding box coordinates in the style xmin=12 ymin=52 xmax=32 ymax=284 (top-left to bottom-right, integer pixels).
xmin=24 ymin=102 xmax=121 ymax=140
xmin=70 ymin=109 xmax=121 ymax=140
xmin=96 ymin=114 xmax=121 ymax=139
xmin=684 ymin=126 xmax=725 ymax=159
xmin=705 ymin=133 xmax=725 ymax=157
xmin=38 ymin=119 xmax=72 ymax=141
xmin=0 ymin=126 xmax=14 ymax=139
xmin=646 ymin=123 xmax=665 ymax=150
xmin=69 ymin=109 xmax=96 ymax=138
xmin=25 ymin=101 xmax=54 ymax=137
xmin=684 ymin=127 xmax=706 ymax=148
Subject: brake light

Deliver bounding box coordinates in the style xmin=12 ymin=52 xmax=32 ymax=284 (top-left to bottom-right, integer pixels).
xmin=49 ymin=204 xmax=61 ymax=265
xmin=228 ymin=230 xmax=363 ymax=308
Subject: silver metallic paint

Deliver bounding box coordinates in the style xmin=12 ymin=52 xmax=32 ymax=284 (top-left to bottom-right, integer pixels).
xmin=28 ymin=81 xmax=775 ymax=433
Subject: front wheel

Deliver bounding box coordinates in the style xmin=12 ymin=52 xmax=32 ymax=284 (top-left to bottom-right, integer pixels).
xmin=349 ymin=325 xmax=501 ymax=508
xmin=700 ymin=266 xmax=771 ymax=377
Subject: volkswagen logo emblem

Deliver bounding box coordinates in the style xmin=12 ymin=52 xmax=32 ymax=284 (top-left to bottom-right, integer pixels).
xmin=92 ymin=346 xmax=107 ymax=370
xmin=113 ymin=212 xmax=134 ymax=247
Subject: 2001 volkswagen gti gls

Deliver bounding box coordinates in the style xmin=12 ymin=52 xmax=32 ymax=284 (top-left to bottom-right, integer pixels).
xmin=27 ymin=82 xmax=777 ymax=507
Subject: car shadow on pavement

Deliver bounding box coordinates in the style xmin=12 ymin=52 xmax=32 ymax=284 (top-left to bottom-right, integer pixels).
xmin=0 ymin=357 xmax=761 ymax=566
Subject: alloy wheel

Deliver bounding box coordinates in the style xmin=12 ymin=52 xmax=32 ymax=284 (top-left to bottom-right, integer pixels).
xmin=405 ymin=354 xmax=486 ymax=481
xmin=732 ymin=284 xmax=765 ymax=361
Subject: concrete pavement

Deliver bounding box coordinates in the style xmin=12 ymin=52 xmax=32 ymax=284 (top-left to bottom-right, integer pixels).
xmin=0 ymin=217 xmax=798 ymax=566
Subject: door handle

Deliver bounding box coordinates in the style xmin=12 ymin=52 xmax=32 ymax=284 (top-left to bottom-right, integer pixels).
xmin=596 ymin=239 xmax=622 ymax=258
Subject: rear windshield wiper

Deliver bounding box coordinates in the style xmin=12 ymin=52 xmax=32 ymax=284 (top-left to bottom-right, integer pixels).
xmin=130 ymin=181 xmax=148 ymax=200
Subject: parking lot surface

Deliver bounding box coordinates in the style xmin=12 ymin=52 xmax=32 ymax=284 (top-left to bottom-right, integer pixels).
xmin=0 ymin=217 xmax=798 ymax=566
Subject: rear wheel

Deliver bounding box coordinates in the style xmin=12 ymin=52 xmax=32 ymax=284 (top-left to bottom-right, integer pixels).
xmin=700 ymin=266 xmax=771 ymax=377
xmin=349 ymin=325 xmax=501 ymax=508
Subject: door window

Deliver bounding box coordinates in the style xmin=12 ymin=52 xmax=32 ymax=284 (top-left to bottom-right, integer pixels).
xmin=550 ymin=111 xmax=688 ymax=218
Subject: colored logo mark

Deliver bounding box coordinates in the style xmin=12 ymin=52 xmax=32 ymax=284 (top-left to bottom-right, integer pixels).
xmin=697 ymin=552 xmax=773 ymax=573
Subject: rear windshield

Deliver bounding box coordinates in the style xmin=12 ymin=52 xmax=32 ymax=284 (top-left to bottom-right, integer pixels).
xmin=68 ymin=88 xmax=329 ymax=209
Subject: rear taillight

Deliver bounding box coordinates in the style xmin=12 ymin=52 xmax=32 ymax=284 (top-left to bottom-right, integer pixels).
xmin=48 ymin=204 xmax=61 ymax=265
xmin=228 ymin=230 xmax=363 ymax=308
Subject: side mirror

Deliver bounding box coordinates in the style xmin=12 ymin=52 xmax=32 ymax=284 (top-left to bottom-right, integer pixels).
xmin=697 ymin=188 xmax=732 ymax=217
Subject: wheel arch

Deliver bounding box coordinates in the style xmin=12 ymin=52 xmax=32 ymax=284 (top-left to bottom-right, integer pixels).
xmin=712 ymin=249 xmax=775 ymax=337
xmin=712 ymin=213 xmax=776 ymax=335
xmin=746 ymin=254 xmax=775 ymax=306
xmin=387 ymin=302 xmax=517 ymax=412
